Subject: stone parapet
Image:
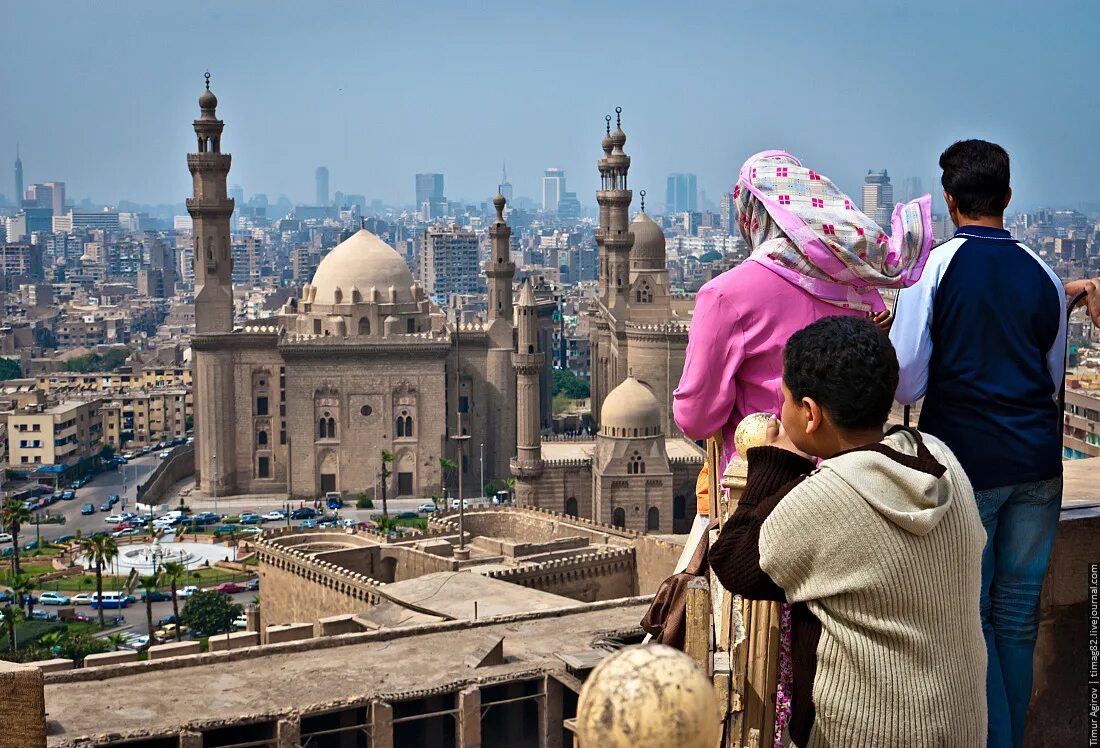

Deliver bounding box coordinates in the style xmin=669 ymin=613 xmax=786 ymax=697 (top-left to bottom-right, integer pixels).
xmin=207 ymin=631 xmax=260 ymax=651
xmin=31 ymin=658 xmax=73 ymax=673
xmin=84 ymin=650 xmax=140 ymax=667
xmin=0 ymin=660 xmax=45 ymax=747
xmin=148 ymin=641 xmax=201 ymax=660
xmin=266 ymin=623 xmax=314 ymax=644
xmin=253 ymin=534 xmax=385 ymax=608
xmin=316 ymin=615 xmax=364 ymax=637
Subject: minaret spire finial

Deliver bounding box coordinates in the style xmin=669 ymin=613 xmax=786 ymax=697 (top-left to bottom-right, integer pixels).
xmin=639 ymin=190 xmax=646 ymax=212
xmin=605 ymin=114 xmax=611 ymax=135
xmin=204 ymin=71 xmax=211 ymax=90
xmin=616 ymin=106 xmax=622 ymax=128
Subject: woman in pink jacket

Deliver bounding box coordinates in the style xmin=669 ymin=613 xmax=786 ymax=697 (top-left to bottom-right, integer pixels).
xmin=674 ymin=150 xmax=934 ymax=478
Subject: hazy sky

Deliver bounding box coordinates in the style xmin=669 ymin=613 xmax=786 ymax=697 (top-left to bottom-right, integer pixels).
xmin=2 ymin=1 xmax=1097 ymax=211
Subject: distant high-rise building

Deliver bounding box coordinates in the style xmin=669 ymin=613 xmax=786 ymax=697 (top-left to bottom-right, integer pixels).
xmin=557 ymin=191 xmax=581 ymax=220
xmin=419 ymin=224 xmax=480 ymax=300
xmin=902 ymin=176 xmax=923 ymax=203
xmin=24 ymin=182 xmax=65 ymax=215
xmin=415 ymin=173 xmax=444 ymax=213
xmin=14 ymin=145 xmax=23 ymax=208
xmin=499 ymin=161 xmax=513 ymax=203
xmin=719 ymin=192 xmax=734 ymax=235
xmin=542 ymin=168 xmax=565 ymax=213
xmin=665 ymin=173 xmax=698 ymax=214
xmin=315 ymin=166 xmax=329 ymax=206
xmin=230 ymin=184 xmax=245 ymax=205
xmin=861 ymin=170 xmax=893 ymax=227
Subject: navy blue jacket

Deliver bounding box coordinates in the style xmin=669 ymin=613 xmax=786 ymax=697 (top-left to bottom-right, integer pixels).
xmin=891 ymin=225 xmax=1066 ymax=491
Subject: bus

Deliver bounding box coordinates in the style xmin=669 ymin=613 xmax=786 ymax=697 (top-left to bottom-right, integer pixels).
xmin=89 ymin=592 xmax=131 ymax=610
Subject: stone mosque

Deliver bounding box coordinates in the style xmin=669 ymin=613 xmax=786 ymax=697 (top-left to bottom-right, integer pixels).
xmin=188 ymin=81 xmax=701 ymax=532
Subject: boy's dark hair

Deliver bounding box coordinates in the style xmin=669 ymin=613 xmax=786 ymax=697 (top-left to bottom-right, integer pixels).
xmin=939 ymin=139 xmax=1011 ymax=218
xmin=783 ymin=316 xmax=899 ymax=430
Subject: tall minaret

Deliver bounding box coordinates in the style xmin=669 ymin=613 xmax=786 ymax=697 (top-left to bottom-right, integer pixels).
xmin=484 ymin=190 xmax=517 ymax=482
xmin=511 ymin=279 xmax=544 ymax=506
xmin=486 ymin=192 xmax=514 ymax=322
xmin=187 ymin=72 xmax=234 ymax=334
xmin=14 ymin=144 xmax=23 ymax=208
xmin=596 ymin=107 xmax=633 ymax=319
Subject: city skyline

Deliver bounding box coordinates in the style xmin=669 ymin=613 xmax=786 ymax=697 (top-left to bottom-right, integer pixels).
xmin=2 ymin=1 xmax=1099 ymax=213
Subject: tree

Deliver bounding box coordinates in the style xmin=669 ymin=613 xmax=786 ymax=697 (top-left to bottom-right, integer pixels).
xmin=99 ymin=445 xmax=115 ymax=463
xmin=552 ymin=368 xmax=590 ymax=399
xmin=1 ymin=603 xmax=22 ymax=651
xmin=9 ymin=575 xmax=35 ymax=620
xmin=1 ymin=499 xmax=31 ymax=576
xmin=139 ymin=573 xmax=160 ymax=644
xmin=79 ymin=533 xmax=119 ymax=628
xmin=379 ymin=450 xmax=394 ymax=518
xmin=0 ymin=358 xmax=21 ymax=382
xmin=160 ymin=561 xmax=186 ymax=640
xmin=439 ymin=458 xmax=458 ymax=493
xmin=376 ymin=514 xmax=398 ymax=538
xmin=180 ymin=590 xmax=241 ymax=637
xmin=106 ymin=632 xmax=128 ymax=651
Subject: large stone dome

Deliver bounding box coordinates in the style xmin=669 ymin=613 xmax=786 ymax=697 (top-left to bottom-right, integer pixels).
xmin=629 ymin=211 xmax=666 ymax=263
xmin=601 ymin=376 xmax=661 ymax=436
xmin=308 ymin=229 xmax=416 ymax=306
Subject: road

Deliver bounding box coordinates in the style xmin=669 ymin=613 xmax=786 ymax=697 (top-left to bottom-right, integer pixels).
xmin=99 ymin=589 xmax=256 ymax=636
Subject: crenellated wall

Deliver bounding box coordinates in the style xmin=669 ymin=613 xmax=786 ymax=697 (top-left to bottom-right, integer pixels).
xmin=486 ymin=547 xmax=636 ymax=602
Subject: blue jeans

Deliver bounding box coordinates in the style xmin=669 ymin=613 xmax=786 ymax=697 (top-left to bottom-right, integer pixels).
xmin=974 ymin=476 xmax=1062 ymax=748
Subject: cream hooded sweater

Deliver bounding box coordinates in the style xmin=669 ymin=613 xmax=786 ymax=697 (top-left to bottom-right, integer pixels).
xmin=759 ymin=429 xmax=987 ymax=747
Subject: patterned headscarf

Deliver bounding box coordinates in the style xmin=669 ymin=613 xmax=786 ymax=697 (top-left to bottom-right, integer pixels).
xmin=734 ymin=150 xmax=933 ymax=312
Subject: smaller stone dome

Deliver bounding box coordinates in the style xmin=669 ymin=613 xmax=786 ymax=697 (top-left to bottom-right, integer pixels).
xmin=199 ymin=88 xmax=217 ymax=111
xmin=601 ymin=376 xmax=661 ymax=436
xmin=629 ymin=211 xmax=665 ymax=263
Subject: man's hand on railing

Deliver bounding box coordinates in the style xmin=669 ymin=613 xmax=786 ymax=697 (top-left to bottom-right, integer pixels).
xmin=1064 ymin=278 xmax=1100 ymax=326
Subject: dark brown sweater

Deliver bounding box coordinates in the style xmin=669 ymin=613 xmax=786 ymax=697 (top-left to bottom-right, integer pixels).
xmin=709 ymin=445 xmax=819 ymax=747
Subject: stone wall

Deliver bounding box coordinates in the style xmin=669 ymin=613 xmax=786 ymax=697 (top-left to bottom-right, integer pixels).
xmin=487 ymin=548 xmax=636 ymax=602
xmin=0 ymin=660 xmax=45 ymax=748
xmin=633 ymin=533 xmax=686 ymax=595
xmin=136 ymin=444 xmax=194 ymax=505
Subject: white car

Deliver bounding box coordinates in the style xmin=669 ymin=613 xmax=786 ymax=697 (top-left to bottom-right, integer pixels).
xmin=70 ymin=593 xmax=94 ymax=605
xmin=261 ymin=511 xmax=285 ymax=521
xmin=0 ymin=533 xmax=11 ymax=544
xmin=176 ymin=585 xmax=199 ymax=599
xmin=121 ymin=633 xmax=149 ymax=650
xmin=417 ymin=503 xmax=437 ymax=514
xmin=449 ymin=498 xmax=471 ymax=510
xmin=104 ymin=514 xmax=128 ymax=524
xmin=112 ymin=528 xmax=140 ymax=538
xmin=232 ymin=614 xmax=248 ymax=629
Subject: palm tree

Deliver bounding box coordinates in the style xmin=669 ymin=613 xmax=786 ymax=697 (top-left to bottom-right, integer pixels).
xmin=1 ymin=498 xmax=31 ymax=577
xmin=79 ymin=534 xmax=119 ymax=628
xmin=380 ymin=450 xmax=394 ymax=518
xmin=39 ymin=629 xmax=65 ymax=655
xmin=504 ymin=477 xmax=516 ymax=503
xmin=9 ymin=574 xmax=35 ymax=620
xmin=1 ymin=602 xmax=22 ymax=651
xmin=106 ymin=632 xmax=128 ymax=651
xmin=160 ymin=561 xmax=185 ymax=640
xmin=439 ymin=458 xmax=458 ymax=498
xmin=139 ymin=572 xmax=160 ymax=642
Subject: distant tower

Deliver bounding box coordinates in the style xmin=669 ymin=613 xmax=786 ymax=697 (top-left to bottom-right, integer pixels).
xmin=484 ymin=191 xmax=517 ymax=482
xmin=315 ymin=166 xmax=329 ymax=206
xmin=188 ymin=73 xmax=238 ymax=498
xmin=542 ymin=168 xmax=565 ymax=213
xmin=499 ymin=161 xmax=513 ymax=203
xmin=14 ymin=144 xmax=23 ymax=208
xmin=861 ymin=170 xmax=893 ymax=227
xmin=187 ymin=72 xmax=235 ymax=334
xmin=512 ymin=280 xmax=544 ymax=506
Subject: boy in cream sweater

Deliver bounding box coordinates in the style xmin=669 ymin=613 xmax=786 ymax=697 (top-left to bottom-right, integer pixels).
xmin=710 ymin=315 xmax=987 ymax=747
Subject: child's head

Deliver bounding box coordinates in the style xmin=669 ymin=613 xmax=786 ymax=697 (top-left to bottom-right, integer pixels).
xmin=781 ymin=315 xmax=899 ymax=458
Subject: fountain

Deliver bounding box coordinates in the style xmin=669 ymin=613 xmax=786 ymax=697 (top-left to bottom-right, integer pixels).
xmin=75 ymin=532 xmax=234 ymax=574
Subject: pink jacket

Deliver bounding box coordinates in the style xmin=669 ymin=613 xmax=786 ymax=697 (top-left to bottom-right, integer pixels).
xmin=673 ymin=260 xmax=862 ymax=474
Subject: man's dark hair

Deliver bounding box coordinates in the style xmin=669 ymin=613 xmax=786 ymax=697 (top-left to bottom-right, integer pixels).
xmin=939 ymin=139 xmax=1011 ymax=218
xmin=783 ymin=316 xmax=898 ymax=430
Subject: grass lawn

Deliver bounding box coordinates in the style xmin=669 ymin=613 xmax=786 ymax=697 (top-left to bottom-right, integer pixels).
xmin=24 ymin=566 xmax=255 ymax=594
xmin=394 ymin=517 xmax=428 ymax=530
xmin=0 ymin=563 xmax=55 ymax=585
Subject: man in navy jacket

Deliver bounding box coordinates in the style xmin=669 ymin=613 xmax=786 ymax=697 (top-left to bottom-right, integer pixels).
xmin=891 ymin=139 xmax=1094 ymax=748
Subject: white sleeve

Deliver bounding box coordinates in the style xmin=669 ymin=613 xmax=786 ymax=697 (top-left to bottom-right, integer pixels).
xmin=1017 ymin=243 xmax=1068 ymax=398
xmin=890 ymin=238 xmax=964 ymax=404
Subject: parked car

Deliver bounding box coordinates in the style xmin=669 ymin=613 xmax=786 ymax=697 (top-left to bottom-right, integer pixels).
xmin=449 ymin=498 xmax=471 ymax=510
xmin=100 ymin=502 xmax=114 ymax=512
xmin=81 ymin=503 xmax=96 ymax=515
xmin=38 ymin=592 xmax=71 ymax=605
xmin=61 ymin=490 xmax=75 ymax=500
xmin=418 ymin=503 xmax=438 ymax=514
xmin=159 ymin=450 xmax=171 ymax=460
xmin=104 ymin=514 xmax=128 ymax=524
xmin=123 ymin=451 xmax=139 ymax=460
xmin=299 ymin=519 xmax=317 ymax=529
xmin=325 ymin=492 xmax=344 ymax=510
xmin=121 ymin=633 xmax=149 ymax=650
xmin=232 ymin=614 xmax=248 ymax=629
xmin=246 ymin=577 xmax=259 ymax=591
xmin=339 ymin=518 xmax=356 ymax=529
xmin=0 ymin=532 xmax=11 ymax=544
xmin=239 ymin=514 xmax=264 ymax=525
xmin=156 ymin=614 xmax=178 ymax=627
xmin=261 ymin=511 xmax=285 ymax=521
xmin=71 ymin=478 xmax=88 ymax=488
xmin=112 ymin=455 xmax=128 ymax=464
xmin=289 ymin=507 xmax=317 ymax=520
xmin=112 ymin=528 xmax=140 ymax=538
xmin=107 ymin=494 xmax=121 ymax=506
xmin=154 ymin=622 xmax=188 ymax=640
xmin=29 ymin=609 xmax=58 ymax=621
xmin=237 ymin=527 xmax=262 ymax=535
xmin=23 ymin=540 xmax=48 ymax=551
xmin=176 ymin=586 xmax=199 ymax=599
xmin=0 ymin=590 xmax=11 ymax=603
xmin=70 ymin=593 xmax=94 ymax=605
xmin=215 ymin=582 xmax=246 ymax=594
xmin=53 ymin=535 xmax=76 ymax=544
xmin=397 ymin=511 xmax=419 ymax=520
xmin=140 ymin=590 xmax=172 ymax=602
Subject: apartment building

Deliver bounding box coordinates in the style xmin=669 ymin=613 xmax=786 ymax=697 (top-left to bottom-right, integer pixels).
xmin=100 ymin=388 xmax=191 ymax=448
xmin=1063 ymin=387 xmax=1100 ymax=459
xmin=7 ymin=399 xmax=103 ymax=469
xmin=34 ymin=366 xmax=191 ymax=394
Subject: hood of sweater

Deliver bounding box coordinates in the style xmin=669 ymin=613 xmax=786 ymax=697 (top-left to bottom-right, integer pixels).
xmin=820 ymin=428 xmax=953 ymax=536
